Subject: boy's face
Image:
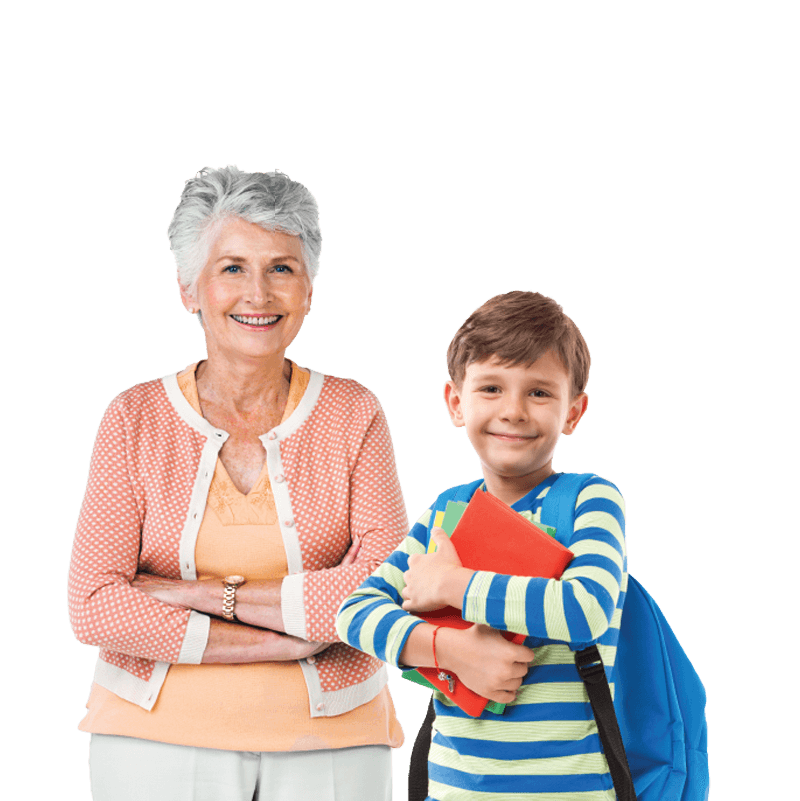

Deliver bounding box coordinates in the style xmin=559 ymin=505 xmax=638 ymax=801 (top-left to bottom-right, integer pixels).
xmin=445 ymin=350 xmax=587 ymax=503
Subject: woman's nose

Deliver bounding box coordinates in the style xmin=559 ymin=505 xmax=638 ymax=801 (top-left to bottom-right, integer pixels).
xmin=245 ymin=272 xmax=271 ymax=304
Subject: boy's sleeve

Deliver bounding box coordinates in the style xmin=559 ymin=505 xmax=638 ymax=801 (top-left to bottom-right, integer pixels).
xmin=462 ymin=477 xmax=626 ymax=648
xmin=336 ymin=510 xmax=432 ymax=667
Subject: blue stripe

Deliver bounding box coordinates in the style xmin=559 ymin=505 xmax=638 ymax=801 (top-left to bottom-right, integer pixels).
xmin=484 ymin=573 xmax=513 ymax=629
xmin=432 ymin=731 xmax=602 ymax=760
xmin=576 ymin=495 xmax=625 ymax=530
xmin=428 ymin=764 xmax=613 ymax=794
xmin=524 ymin=580 xmax=548 ymax=636
xmin=523 ymin=663 xmax=583 ymax=683
xmin=503 ymin=699 xmax=595 ymax=722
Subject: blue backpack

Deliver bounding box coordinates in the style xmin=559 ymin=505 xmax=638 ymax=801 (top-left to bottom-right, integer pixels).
xmin=541 ymin=473 xmax=709 ymax=801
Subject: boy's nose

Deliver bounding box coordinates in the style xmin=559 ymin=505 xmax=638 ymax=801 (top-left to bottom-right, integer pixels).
xmin=500 ymin=396 xmax=528 ymax=422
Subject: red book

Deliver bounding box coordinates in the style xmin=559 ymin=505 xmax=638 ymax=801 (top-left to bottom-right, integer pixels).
xmin=407 ymin=488 xmax=574 ymax=717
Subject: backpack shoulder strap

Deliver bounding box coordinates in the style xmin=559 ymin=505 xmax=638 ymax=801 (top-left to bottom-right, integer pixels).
xmin=408 ymin=697 xmax=435 ymax=801
xmin=541 ymin=472 xmax=596 ymax=547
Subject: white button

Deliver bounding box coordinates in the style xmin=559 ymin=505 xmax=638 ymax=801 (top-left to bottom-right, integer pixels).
xmin=268 ymin=431 xmax=278 ymax=440
xmin=316 ymin=702 xmax=324 ymax=711
xmin=275 ymin=474 xmax=285 ymax=483
xmin=284 ymin=519 xmax=294 ymax=528
xmin=306 ymin=656 xmax=316 ymax=665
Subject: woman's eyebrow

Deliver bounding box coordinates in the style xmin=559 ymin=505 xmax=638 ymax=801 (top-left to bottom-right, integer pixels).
xmin=212 ymin=253 xmax=303 ymax=265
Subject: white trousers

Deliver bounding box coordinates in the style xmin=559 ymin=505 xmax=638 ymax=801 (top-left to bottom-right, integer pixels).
xmin=90 ymin=735 xmax=392 ymax=801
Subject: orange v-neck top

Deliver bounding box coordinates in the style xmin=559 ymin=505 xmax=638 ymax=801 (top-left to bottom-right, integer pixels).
xmin=79 ymin=362 xmax=402 ymax=752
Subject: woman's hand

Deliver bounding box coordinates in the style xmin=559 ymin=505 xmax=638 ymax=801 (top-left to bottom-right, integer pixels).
xmin=340 ymin=535 xmax=362 ymax=567
xmin=401 ymin=529 xmax=473 ymax=612
xmin=293 ymin=638 xmax=330 ymax=659
xmin=201 ymin=619 xmax=330 ymax=663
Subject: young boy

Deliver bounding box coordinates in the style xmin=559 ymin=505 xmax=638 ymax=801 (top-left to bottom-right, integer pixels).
xmin=336 ymin=291 xmax=626 ymax=801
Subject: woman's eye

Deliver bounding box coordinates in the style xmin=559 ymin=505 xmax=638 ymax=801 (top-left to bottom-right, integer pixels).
xmin=222 ymin=264 xmax=241 ymax=274
xmin=273 ymin=264 xmax=293 ymax=273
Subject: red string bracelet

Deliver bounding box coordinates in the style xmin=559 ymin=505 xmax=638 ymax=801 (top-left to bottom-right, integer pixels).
xmin=432 ymin=626 xmax=455 ymax=693
xmin=432 ymin=626 xmax=443 ymax=670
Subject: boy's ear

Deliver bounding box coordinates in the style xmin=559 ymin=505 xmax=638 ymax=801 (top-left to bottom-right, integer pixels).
xmin=562 ymin=393 xmax=588 ymax=435
xmin=444 ymin=381 xmax=466 ymax=428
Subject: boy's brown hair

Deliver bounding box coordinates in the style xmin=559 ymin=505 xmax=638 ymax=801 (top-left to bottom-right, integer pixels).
xmin=446 ymin=291 xmax=591 ymax=397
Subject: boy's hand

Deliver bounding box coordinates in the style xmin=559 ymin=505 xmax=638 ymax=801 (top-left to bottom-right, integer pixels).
xmin=438 ymin=624 xmax=534 ymax=704
xmin=401 ymin=528 xmax=473 ymax=612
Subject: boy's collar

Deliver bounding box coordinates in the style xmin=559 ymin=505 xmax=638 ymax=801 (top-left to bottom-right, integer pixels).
xmin=479 ymin=472 xmax=561 ymax=510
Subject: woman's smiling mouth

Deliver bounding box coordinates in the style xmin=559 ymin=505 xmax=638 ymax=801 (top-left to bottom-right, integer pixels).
xmin=231 ymin=314 xmax=282 ymax=327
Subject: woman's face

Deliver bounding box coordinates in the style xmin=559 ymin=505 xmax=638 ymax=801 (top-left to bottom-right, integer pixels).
xmin=184 ymin=217 xmax=313 ymax=364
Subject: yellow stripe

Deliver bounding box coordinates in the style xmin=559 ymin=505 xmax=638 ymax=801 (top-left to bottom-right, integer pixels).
xmin=427 ymin=780 xmax=616 ymax=801
xmin=515 ymin=681 xmax=590 ymax=704
xmin=567 ymin=539 xmax=623 ymax=571
xmin=503 ymin=576 xmax=531 ymax=634
xmin=562 ymin=565 xmax=620 ymax=602
xmin=417 ymin=509 xmax=433 ymax=526
xmin=544 ymin=580 xmax=569 ymax=640
xmin=574 ymin=510 xmax=624 ymax=551
xmin=434 ymin=716 xmax=597 ymax=743
xmin=429 ymin=742 xmax=610 ymax=776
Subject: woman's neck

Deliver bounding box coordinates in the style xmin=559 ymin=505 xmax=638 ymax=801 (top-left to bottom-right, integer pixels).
xmin=195 ymin=352 xmax=291 ymax=417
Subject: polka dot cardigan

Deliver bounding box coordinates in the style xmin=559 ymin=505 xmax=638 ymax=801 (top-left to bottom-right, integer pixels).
xmin=69 ymin=369 xmax=408 ymax=715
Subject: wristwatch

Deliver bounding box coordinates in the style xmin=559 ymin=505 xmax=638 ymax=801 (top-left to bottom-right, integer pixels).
xmin=221 ymin=575 xmax=246 ymax=621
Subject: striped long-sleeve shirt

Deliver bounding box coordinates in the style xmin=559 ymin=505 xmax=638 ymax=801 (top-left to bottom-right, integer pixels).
xmin=336 ymin=472 xmax=627 ymax=801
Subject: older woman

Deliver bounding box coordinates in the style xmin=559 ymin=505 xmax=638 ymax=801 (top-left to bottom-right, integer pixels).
xmin=69 ymin=167 xmax=407 ymax=801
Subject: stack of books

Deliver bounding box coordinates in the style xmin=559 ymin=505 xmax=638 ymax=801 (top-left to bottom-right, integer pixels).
xmin=402 ymin=488 xmax=574 ymax=716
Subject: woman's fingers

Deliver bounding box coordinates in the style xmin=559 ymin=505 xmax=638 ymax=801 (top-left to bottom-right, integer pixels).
xmin=340 ymin=536 xmax=361 ymax=567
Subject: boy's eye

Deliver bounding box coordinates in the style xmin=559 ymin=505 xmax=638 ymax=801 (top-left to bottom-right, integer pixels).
xmin=480 ymin=386 xmax=501 ymax=394
xmin=530 ymin=389 xmax=550 ymax=398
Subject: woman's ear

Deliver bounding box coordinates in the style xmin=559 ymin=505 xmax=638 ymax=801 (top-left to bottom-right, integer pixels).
xmin=179 ymin=283 xmax=197 ymax=314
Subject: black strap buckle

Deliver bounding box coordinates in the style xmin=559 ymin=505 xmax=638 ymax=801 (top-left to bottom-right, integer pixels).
xmin=574 ymin=645 xmax=606 ymax=684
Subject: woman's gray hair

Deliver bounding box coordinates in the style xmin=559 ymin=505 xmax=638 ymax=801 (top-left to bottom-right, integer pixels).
xmin=168 ymin=166 xmax=321 ymax=294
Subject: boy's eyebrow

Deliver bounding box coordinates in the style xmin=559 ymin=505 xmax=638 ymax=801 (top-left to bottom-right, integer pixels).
xmin=470 ymin=369 xmax=561 ymax=388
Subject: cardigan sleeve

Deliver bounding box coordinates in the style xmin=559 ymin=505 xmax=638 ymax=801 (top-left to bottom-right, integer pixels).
xmin=462 ymin=478 xmax=626 ymax=647
xmin=68 ymin=398 xmax=209 ymax=664
xmin=282 ymin=395 xmax=409 ymax=643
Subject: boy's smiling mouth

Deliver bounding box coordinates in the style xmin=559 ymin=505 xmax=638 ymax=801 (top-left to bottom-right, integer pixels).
xmin=488 ymin=432 xmax=537 ymax=441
